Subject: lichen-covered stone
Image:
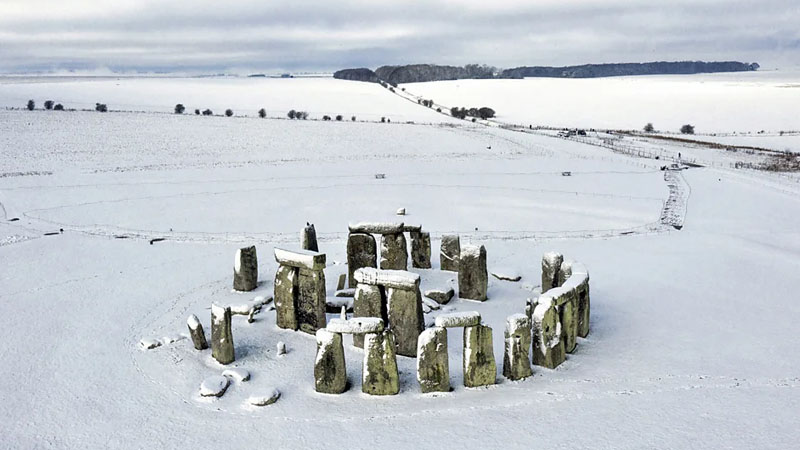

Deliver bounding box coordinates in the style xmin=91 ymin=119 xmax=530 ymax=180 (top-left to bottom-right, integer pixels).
xmin=410 ymin=231 xmax=432 ymax=269
xmin=314 ymin=329 xmax=347 ymax=394
xmin=503 ymin=314 xmax=533 ymax=380
xmin=541 ymin=252 xmax=564 ymax=293
xmin=353 ymin=267 xmax=420 ymax=289
xmin=532 ymin=300 xmax=565 ymax=369
xmin=386 ymin=286 xmax=424 ymax=357
xmin=463 ymin=324 xmax=496 ymax=387
xmin=577 ymin=279 xmax=590 ymax=338
xmin=362 ymin=330 xmax=399 ymax=395
xmin=336 ymin=273 xmax=347 ymax=291
xmin=297 ymin=268 xmax=327 ymax=334
xmin=352 ymin=284 xmax=386 ymax=348
xmin=211 ymin=304 xmax=235 ymax=365
xmin=557 ymin=259 xmax=573 ymax=287
xmin=380 ymin=232 xmax=408 ymax=270
xmin=440 ymin=235 xmax=460 ymax=272
xmin=347 ymin=233 xmax=377 ymax=288
xmin=233 ymin=245 xmax=258 ymax=292
xmin=558 ymin=293 xmax=578 ymax=354
xmin=349 ymin=222 xmax=404 ymax=234
xmin=274 ymin=265 xmax=298 ymax=330
xmin=301 ymin=223 xmax=318 ymax=252
xmin=424 ymin=288 xmax=454 ymax=305
xmin=416 ymin=327 xmax=449 ymax=393
xmin=458 ymin=244 xmax=488 ymax=301
xmin=187 ymin=314 xmax=208 ymax=350
xmin=273 ymin=248 xmax=326 ymax=271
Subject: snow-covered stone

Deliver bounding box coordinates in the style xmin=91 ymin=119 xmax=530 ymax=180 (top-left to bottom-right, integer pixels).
xmin=386 ymin=286 xmax=424 ymax=357
xmin=222 ymin=368 xmax=250 ymax=382
xmin=314 ymin=329 xmax=347 ymax=394
xmin=396 ymin=207 xmax=406 ymax=216
xmin=541 ymin=251 xmax=564 ymax=293
xmin=139 ymin=338 xmax=161 ymax=350
xmin=532 ymin=300 xmax=565 ymax=369
xmin=348 ymin=222 xmax=404 ymax=234
xmin=187 ymin=314 xmax=208 ymax=350
xmin=352 ymin=283 xmax=385 ymax=348
xmin=463 ymin=324 xmax=496 ymax=387
xmin=439 ymin=235 xmax=460 ymax=272
xmin=326 ymin=317 xmax=384 ymax=334
xmin=161 ymin=334 xmax=185 ymax=345
xmin=276 ymin=341 xmax=286 ymax=356
xmin=434 ymin=311 xmax=481 ymax=328
xmin=199 ymin=375 xmax=230 ymax=397
xmin=380 ymin=232 xmax=408 ymax=270
xmin=362 ymin=330 xmax=399 ymax=395
xmin=346 ymin=232 xmax=377 ymax=288
xmin=233 ymin=245 xmax=258 ymax=292
xmin=230 ymin=303 xmax=254 ymax=316
xmin=458 ymin=244 xmax=488 ymax=301
xmin=274 ymin=265 xmax=298 ymax=331
xmin=503 ymin=314 xmax=533 ymax=380
xmin=424 ymin=288 xmax=454 ymax=305
xmin=296 ymin=267 xmax=327 ymax=334
xmin=410 ymin=231 xmax=431 ymax=269
xmin=416 ymin=327 xmax=449 ymax=393
xmin=491 ymin=269 xmax=522 ymax=282
xmin=334 ymin=288 xmax=355 ymax=298
xmin=211 ymin=304 xmax=235 ymax=365
xmin=273 ymin=247 xmax=326 ymax=271
xmin=247 ymin=388 xmax=281 ymax=406
xmin=421 ymin=296 xmax=441 ymax=311
xmin=301 ymin=223 xmax=318 ymax=252
xmin=353 ymin=267 xmax=420 ymax=289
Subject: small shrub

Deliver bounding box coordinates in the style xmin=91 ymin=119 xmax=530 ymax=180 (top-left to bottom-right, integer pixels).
xmin=194 ymin=109 xmax=200 ymax=115
xmin=351 ymin=116 xmax=356 ymax=121
xmin=258 ymin=108 xmax=266 ymax=118
xmin=297 ymin=111 xmax=308 ymax=120
xmin=643 ymin=123 xmax=655 ymax=132
xmin=477 ymin=107 xmax=495 ymax=119
xmin=335 ymin=115 xmax=343 ymax=121
xmin=225 ymin=109 xmax=233 ymax=117
xmin=381 ymin=117 xmax=386 ymax=123
xmin=436 ymin=108 xmax=441 ymax=113
xmin=202 ymin=109 xmax=213 ymax=116
xmin=53 ymin=103 xmax=64 ymax=111
xmin=95 ymin=103 xmax=107 ymax=112
xmin=472 ymin=117 xmax=477 ymax=122
xmin=288 ymin=109 xmax=296 ymax=119
xmin=680 ymin=124 xmax=695 ymax=135
xmin=174 ymin=104 xmax=185 ymax=114
xmin=26 ymin=100 xmax=35 ymax=111
xmin=44 ymin=100 xmax=54 ymax=110
xmin=323 ymin=115 xmax=331 ymax=121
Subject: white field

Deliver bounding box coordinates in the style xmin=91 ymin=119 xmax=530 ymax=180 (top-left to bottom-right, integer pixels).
xmin=1 ymin=76 xmax=799 ymax=449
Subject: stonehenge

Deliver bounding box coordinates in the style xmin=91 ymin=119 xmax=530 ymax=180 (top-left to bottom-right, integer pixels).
xmin=233 ymin=245 xmax=258 ymax=291
xmin=346 ymin=222 xmax=432 ymax=286
xmin=458 ymin=244 xmax=488 ymax=301
xmin=211 ymin=304 xmax=235 ymax=365
xmin=346 ymin=232 xmax=377 ymax=288
xmin=463 ymin=323 xmax=496 ymax=387
xmin=362 ymin=329 xmax=400 ymax=395
xmin=380 ymin=232 xmax=408 ymax=270
xmin=439 ymin=235 xmax=460 ymax=272
xmin=503 ymin=314 xmax=533 ymax=380
xmin=301 ymin=223 xmax=318 ymax=252
xmin=314 ymin=329 xmax=347 ymax=394
xmin=416 ymin=327 xmax=449 ymax=393
xmin=273 ymin=248 xmax=327 ymax=334
xmin=426 ymin=311 xmax=497 ymax=389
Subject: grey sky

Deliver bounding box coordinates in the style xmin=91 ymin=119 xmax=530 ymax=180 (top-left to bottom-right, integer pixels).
xmin=0 ymin=0 xmax=797 ymax=74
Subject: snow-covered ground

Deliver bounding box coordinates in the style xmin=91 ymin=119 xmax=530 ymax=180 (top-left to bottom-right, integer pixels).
xmin=1 ymin=77 xmax=799 ymax=449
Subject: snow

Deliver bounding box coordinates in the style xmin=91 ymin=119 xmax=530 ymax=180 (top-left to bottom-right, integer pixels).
xmin=460 ymin=244 xmax=482 ymax=258
xmin=326 ymin=296 xmax=354 ymax=311
xmin=326 ymin=317 xmax=384 ymax=334
xmin=199 ymin=376 xmax=230 ymax=397
xmin=247 ymin=389 xmax=281 ymax=407
xmin=421 ymin=296 xmax=441 ymax=311
xmin=187 ymin=314 xmax=202 ymax=330
xmin=505 ymin=314 xmax=529 ymax=333
xmin=434 ymin=311 xmax=482 ymax=328
xmin=221 ymin=368 xmax=251 ymax=382
xmin=273 ymin=247 xmax=325 ymax=270
xmin=353 ymin=267 xmax=420 ymax=289
xmin=139 ymin=338 xmax=161 ymax=350
xmin=230 ymin=304 xmax=254 ymax=316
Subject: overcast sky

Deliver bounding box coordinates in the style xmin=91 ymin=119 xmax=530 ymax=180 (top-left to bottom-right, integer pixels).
xmin=0 ymin=0 xmax=797 ymax=74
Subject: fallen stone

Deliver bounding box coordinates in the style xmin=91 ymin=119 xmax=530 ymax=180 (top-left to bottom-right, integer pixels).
xmin=352 ymin=283 xmax=386 ymax=348
xmin=326 ymin=296 xmax=353 ymax=313
xmin=314 ymin=329 xmax=347 ymax=394
xmin=440 ymin=235 xmax=460 ymax=272
xmin=463 ymin=324 xmax=496 ymax=387
xmin=200 ymin=375 xmax=230 ymax=397
xmin=296 ymin=268 xmax=327 ymax=334
xmin=421 ymin=296 xmax=441 ymax=311
xmin=434 ymin=311 xmax=481 ymax=328
xmin=503 ymin=314 xmax=533 ymax=380
xmin=458 ymin=244 xmax=488 ymax=301
xmin=276 ymin=341 xmax=286 ymax=356
xmin=491 ymin=269 xmax=522 ymax=282
xmin=334 ymin=288 xmax=355 ymax=298
xmin=211 ymin=304 xmax=235 ymax=365
xmin=139 ymin=338 xmax=161 ymax=350
xmin=424 ymin=288 xmax=455 ymax=305
xmin=326 ymin=317 xmax=384 ymax=334
xmin=347 ymin=233 xmax=377 ymax=288
xmin=247 ymin=389 xmax=281 ymax=406
xmin=386 ymin=286 xmax=425 ymax=357
xmin=541 ymin=251 xmax=564 ymax=293
xmin=161 ymin=334 xmax=185 ymax=344
xmin=353 ymin=267 xmax=420 ymax=290
xmin=222 ymin=368 xmax=250 ymax=382
xmin=532 ymin=299 xmax=566 ymax=369
xmin=301 ymin=223 xmax=318 ymax=252
xmin=274 ymin=265 xmax=298 ymax=330
xmin=233 ymin=246 xmax=258 ymax=292
xmin=362 ymin=330 xmax=400 ymax=395
xmin=416 ymin=327 xmax=450 ymax=393
xmin=349 ymin=222 xmax=404 ymax=234
xmin=186 ymin=314 xmax=208 ymax=350
xmin=336 ymin=273 xmax=347 ymax=291
xmin=411 ymin=231 xmax=432 ymax=269
xmin=273 ymin=248 xmax=326 ymax=271
xmin=380 ymin=232 xmax=408 ymax=270
xmin=396 ymin=207 xmax=406 ymax=216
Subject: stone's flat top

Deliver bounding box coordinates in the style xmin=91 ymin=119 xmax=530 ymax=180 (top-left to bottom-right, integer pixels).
xmin=542 ymin=251 xmax=564 ymax=264
xmin=348 ymin=222 xmax=404 ymax=234
xmin=273 ymin=247 xmax=326 ymax=270
xmin=417 ymin=326 xmax=445 ymax=348
xmin=570 ymin=262 xmax=589 ymax=277
xmin=326 ymin=317 xmax=384 ymax=334
xmin=200 ymin=375 xmax=230 ymax=397
xmin=491 ymin=269 xmax=522 ymax=282
xmin=403 ymin=224 xmax=423 ymax=232
xmin=315 ymin=328 xmax=337 ymax=344
xmin=532 ymin=298 xmax=555 ymax=320
xmin=353 ymin=267 xmax=420 ymax=289
xmin=247 ymin=389 xmax=281 ymax=406
xmin=435 ymin=311 xmax=481 ymax=328
xmin=222 ymin=368 xmax=250 ymax=382
xmin=230 ymin=303 xmax=253 ymax=315
xmin=506 ymin=313 xmax=530 ymax=331
xmin=187 ymin=314 xmax=201 ymax=330
xmin=460 ymin=244 xmax=484 ymax=258
xmin=211 ymin=303 xmax=229 ymax=323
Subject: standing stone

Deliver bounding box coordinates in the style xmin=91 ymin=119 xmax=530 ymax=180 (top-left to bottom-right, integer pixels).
xmin=541 ymin=252 xmax=564 ymax=293
xmin=558 ymin=293 xmax=578 ymax=354
xmin=347 ymin=233 xmax=377 ymax=288
xmin=416 ymin=327 xmax=449 ymax=393
xmin=458 ymin=244 xmax=488 ymax=301
xmin=503 ymin=314 xmax=533 ymax=380
xmin=352 ymin=284 xmax=386 ymax=348
xmin=386 ymin=286 xmax=424 ymax=357
xmin=301 ymin=223 xmax=318 ymax=252
xmin=362 ymin=330 xmax=400 ymax=395
xmin=558 ymin=259 xmax=573 ymax=287
xmin=440 ymin=235 xmax=460 ymax=272
xmin=380 ymin=233 xmax=408 ymax=270
xmin=296 ymin=268 xmax=327 ymax=334
xmin=577 ymin=279 xmax=591 ymax=338
xmin=187 ymin=314 xmax=208 ymax=350
xmin=274 ymin=265 xmax=298 ymax=330
xmin=336 ymin=273 xmax=347 ymax=291
xmin=463 ymin=324 xmax=496 ymax=387
xmin=211 ymin=304 xmax=235 ymax=365
xmin=532 ymin=300 xmax=566 ymax=369
xmin=233 ymin=246 xmax=258 ymax=292
xmin=314 ymin=329 xmax=347 ymax=394
xmin=410 ymin=231 xmax=432 ymax=269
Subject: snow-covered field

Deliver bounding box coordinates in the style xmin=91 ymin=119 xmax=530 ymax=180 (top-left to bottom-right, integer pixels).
xmin=1 ymin=77 xmax=799 ymax=449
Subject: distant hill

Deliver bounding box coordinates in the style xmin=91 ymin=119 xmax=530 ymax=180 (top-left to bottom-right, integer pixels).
xmin=333 ymin=61 xmax=759 ymax=84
